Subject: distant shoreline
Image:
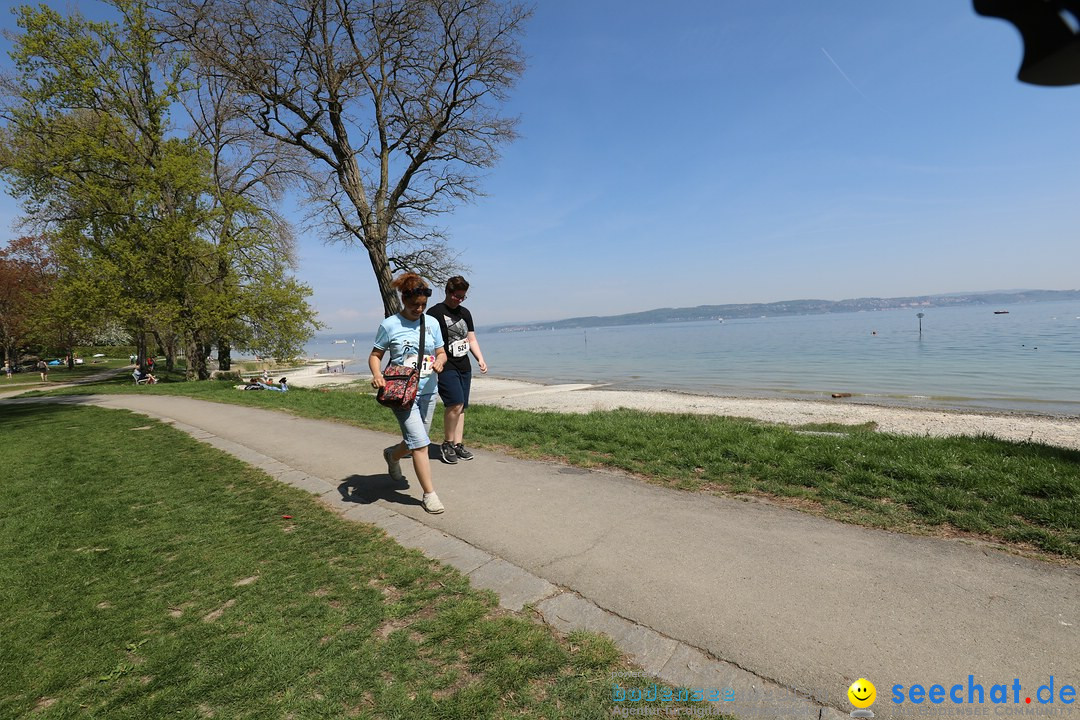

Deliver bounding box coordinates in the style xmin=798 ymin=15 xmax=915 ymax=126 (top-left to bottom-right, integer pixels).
xmin=484 ymin=290 xmax=1080 ymax=332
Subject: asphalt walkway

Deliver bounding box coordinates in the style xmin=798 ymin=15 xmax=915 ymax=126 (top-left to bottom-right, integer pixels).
xmin=3 ymin=387 xmax=1077 ymax=719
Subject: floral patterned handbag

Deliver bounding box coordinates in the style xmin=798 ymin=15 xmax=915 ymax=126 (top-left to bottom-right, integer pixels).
xmin=376 ymin=314 xmax=425 ymax=409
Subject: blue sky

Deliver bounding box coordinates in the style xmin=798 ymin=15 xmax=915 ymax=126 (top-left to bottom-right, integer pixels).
xmin=3 ymin=1 xmax=1080 ymax=331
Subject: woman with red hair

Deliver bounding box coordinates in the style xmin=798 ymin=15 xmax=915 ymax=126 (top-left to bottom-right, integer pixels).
xmin=369 ymin=273 xmax=448 ymax=513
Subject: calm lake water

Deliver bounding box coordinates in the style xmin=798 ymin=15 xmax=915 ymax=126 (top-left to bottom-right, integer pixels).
xmin=311 ymin=300 xmax=1080 ymax=416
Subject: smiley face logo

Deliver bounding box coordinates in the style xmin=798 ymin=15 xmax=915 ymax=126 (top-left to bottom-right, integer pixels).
xmin=848 ymin=678 xmax=876 ymax=709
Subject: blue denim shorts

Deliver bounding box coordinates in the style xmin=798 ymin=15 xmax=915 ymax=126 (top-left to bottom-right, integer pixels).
xmin=437 ymin=366 xmax=472 ymax=409
xmin=392 ymin=392 xmax=437 ymax=450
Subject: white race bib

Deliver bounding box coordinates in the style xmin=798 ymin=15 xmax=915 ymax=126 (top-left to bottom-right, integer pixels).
xmin=449 ymin=338 xmax=469 ymax=357
xmin=405 ymin=354 xmax=436 ymax=377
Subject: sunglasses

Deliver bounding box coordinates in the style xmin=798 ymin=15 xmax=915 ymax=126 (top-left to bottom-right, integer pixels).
xmin=402 ymin=287 xmax=432 ymax=298
xmin=450 ymin=293 xmax=467 ymax=301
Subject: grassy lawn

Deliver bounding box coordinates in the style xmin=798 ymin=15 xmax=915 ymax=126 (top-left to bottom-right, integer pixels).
xmin=1 ymin=358 xmax=129 ymax=388
xmin=23 ymin=377 xmax=1080 ymax=560
xmin=0 ymin=402 xmax=713 ymax=719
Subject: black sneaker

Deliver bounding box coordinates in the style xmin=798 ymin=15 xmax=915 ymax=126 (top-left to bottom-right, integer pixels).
xmin=440 ymin=441 xmax=458 ymax=464
xmin=454 ymin=443 xmax=474 ymax=461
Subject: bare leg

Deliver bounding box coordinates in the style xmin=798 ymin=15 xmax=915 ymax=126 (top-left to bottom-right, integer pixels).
xmin=390 ymin=440 xmax=408 ymax=460
xmin=409 ymin=446 xmax=435 ymax=494
xmin=443 ymin=404 xmax=464 ymax=445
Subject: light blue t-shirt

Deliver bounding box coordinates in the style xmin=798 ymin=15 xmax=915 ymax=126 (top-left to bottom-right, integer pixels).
xmin=374 ymin=313 xmax=444 ymax=396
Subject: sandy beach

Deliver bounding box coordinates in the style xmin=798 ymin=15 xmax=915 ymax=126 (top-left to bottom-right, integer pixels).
xmin=286 ymin=362 xmax=1080 ymax=451
xmin=283 ymin=360 xmax=358 ymax=388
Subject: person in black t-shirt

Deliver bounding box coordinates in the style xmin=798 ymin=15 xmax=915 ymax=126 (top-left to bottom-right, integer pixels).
xmin=427 ymin=276 xmax=488 ymax=464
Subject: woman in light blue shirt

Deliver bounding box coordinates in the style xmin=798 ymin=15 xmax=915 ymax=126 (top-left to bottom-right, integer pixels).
xmin=369 ymin=273 xmax=447 ymax=513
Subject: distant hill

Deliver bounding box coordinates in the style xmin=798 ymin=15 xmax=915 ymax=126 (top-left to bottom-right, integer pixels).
xmin=489 ymin=289 xmax=1080 ymax=332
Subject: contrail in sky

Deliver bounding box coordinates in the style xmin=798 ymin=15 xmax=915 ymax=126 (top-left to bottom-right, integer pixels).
xmin=821 ymin=47 xmax=871 ymax=103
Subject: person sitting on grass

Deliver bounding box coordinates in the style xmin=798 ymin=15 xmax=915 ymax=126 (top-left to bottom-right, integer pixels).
xmin=258 ymin=377 xmax=288 ymax=392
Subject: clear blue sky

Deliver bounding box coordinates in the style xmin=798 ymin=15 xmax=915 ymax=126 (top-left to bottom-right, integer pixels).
xmin=4 ymin=1 xmax=1080 ymax=331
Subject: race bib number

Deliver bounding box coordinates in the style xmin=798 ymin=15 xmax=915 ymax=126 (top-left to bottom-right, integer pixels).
xmin=449 ymin=339 xmax=469 ymax=357
xmin=405 ymin=354 xmax=436 ymax=377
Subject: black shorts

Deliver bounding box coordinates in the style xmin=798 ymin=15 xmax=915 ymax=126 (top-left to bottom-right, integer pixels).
xmin=437 ymin=366 xmax=472 ymax=409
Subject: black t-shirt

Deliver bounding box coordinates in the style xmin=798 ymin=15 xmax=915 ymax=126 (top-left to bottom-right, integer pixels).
xmin=427 ymin=301 xmax=475 ymax=373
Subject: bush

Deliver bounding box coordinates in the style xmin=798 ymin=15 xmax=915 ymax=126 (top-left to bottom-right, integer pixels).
xmin=74 ymin=345 xmax=136 ymax=358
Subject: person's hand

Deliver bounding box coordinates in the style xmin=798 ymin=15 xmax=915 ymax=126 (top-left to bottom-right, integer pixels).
xmin=478 ymin=360 xmax=488 ymax=374
xmin=432 ymin=356 xmax=446 ymax=373
xmin=371 ymin=374 xmax=385 ymax=389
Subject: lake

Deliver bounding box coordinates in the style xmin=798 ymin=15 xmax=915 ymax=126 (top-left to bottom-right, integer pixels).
xmin=310 ymin=300 xmax=1080 ymax=416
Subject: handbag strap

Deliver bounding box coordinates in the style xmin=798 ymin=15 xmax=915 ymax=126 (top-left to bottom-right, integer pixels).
xmin=418 ymin=312 xmax=426 ymax=368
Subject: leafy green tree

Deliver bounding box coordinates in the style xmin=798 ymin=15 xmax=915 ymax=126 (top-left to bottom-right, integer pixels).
xmin=0 ymin=236 xmax=53 ymax=367
xmin=0 ymin=0 xmax=320 ymax=378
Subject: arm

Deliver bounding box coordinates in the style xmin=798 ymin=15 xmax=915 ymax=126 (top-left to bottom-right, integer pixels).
xmin=432 ymin=346 xmax=447 ymax=374
xmin=369 ymin=348 xmax=386 ymax=389
xmin=467 ymin=331 xmax=487 ymax=373
xmin=428 ymin=317 xmax=447 ymax=373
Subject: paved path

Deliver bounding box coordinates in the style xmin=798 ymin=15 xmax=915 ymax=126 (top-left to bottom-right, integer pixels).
xmin=3 ymin=389 xmax=1077 ymax=719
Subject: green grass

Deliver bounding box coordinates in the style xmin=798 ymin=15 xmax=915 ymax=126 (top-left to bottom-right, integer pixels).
xmin=0 ymin=402 xmax=718 ymax=719
xmin=1 ymin=357 xmax=129 ymax=388
xmin=25 ymin=377 xmax=1080 ymax=559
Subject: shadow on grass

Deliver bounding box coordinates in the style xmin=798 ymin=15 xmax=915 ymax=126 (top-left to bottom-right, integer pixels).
xmin=0 ymin=401 xmax=85 ymax=426
xmin=0 ymin=397 xmax=127 ymax=427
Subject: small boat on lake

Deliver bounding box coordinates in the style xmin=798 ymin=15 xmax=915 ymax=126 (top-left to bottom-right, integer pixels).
xmin=993 ymin=310 xmax=1010 ymax=315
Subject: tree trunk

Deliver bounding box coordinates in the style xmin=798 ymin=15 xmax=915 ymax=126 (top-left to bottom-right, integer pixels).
xmin=135 ymin=331 xmax=147 ymax=366
xmin=217 ymin=339 xmax=231 ymax=371
xmin=367 ymin=234 xmax=400 ymax=318
xmin=153 ymin=331 xmax=176 ymax=372
xmin=197 ymin=341 xmax=211 ymax=380
xmin=186 ymin=338 xmax=210 ymax=380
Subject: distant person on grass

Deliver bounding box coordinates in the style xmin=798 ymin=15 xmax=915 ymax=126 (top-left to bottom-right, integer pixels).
xmin=4 ymin=361 xmax=11 ymax=379
xmin=369 ymin=273 xmax=448 ymax=514
xmin=37 ymin=359 xmax=48 ymax=381
xmin=427 ymin=275 xmax=488 ymax=464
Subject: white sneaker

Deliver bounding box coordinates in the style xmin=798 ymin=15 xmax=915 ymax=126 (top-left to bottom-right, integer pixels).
xmin=422 ymin=492 xmax=445 ymax=514
xmin=383 ymin=446 xmax=405 ymax=482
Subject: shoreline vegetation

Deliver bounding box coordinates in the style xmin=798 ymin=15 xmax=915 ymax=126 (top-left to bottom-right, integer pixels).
xmin=18 ymin=364 xmax=1080 ymax=561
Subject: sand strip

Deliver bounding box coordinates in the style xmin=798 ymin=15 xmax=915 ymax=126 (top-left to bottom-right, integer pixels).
xmin=468 ymin=376 xmax=1080 ymax=451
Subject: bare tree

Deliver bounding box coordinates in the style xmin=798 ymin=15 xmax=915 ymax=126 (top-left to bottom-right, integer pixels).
xmin=156 ymin=0 xmax=529 ymax=316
